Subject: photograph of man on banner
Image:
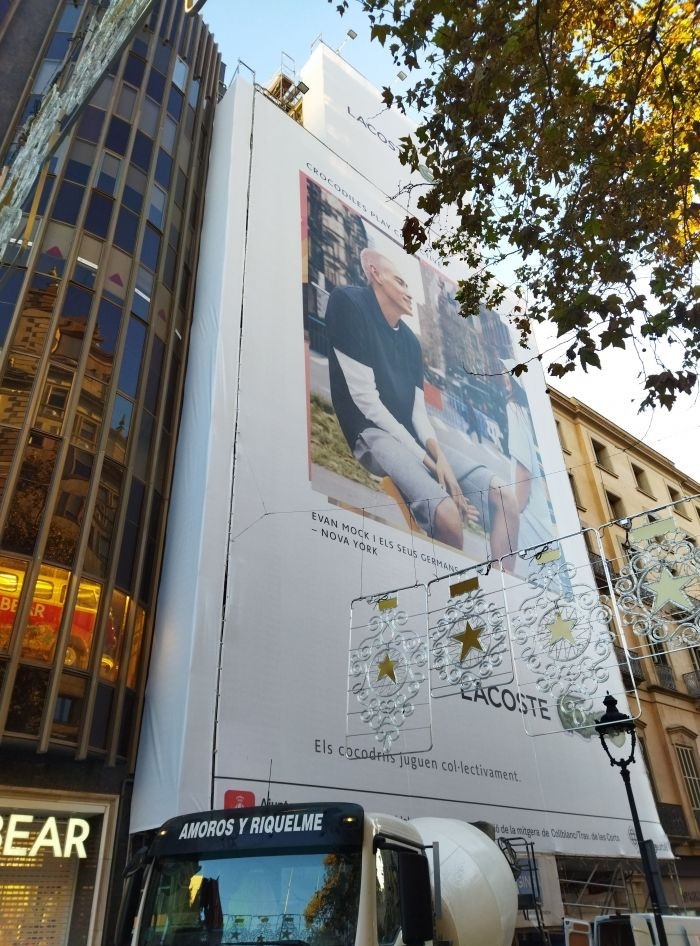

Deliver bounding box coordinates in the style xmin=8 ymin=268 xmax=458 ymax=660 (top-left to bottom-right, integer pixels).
xmin=302 ymin=174 xmax=557 ymax=563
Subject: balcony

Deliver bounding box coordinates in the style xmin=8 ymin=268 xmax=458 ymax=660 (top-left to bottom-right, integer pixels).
xmin=654 ymin=663 xmax=677 ymax=690
xmin=657 ymin=803 xmax=690 ymax=838
xmin=614 ymin=645 xmax=645 ymax=686
xmin=684 ymin=670 xmax=700 ymax=699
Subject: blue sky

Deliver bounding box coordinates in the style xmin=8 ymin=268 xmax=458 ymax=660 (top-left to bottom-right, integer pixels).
xmin=201 ymin=0 xmax=398 ymax=90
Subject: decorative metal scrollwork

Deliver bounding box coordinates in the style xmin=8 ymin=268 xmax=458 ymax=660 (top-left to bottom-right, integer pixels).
xmin=347 ymin=585 xmax=431 ymax=754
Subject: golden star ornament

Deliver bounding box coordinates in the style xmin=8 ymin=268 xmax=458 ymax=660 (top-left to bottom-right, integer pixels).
xmin=547 ymin=613 xmax=576 ymax=645
xmin=377 ymin=654 xmax=397 ymax=683
xmin=452 ymin=622 xmax=483 ymax=662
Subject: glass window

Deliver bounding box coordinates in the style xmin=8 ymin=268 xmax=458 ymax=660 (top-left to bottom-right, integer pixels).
xmin=147 ymin=184 xmax=166 ymax=230
xmin=167 ymin=86 xmax=183 ymax=121
xmin=132 ymin=36 xmax=149 ymax=58
xmin=105 ymin=116 xmax=131 ymax=156
xmin=57 ymin=3 xmax=81 ymax=31
xmin=146 ymin=69 xmax=165 ymax=104
xmin=73 ymin=233 xmax=103 ymax=290
xmin=116 ymin=477 xmax=144 ymax=591
xmin=188 ymin=78 xmax=200 ymax=109
xmin=0 ymin=266 xmax=24 ymax=341
xmin=0 ymin=354 xmax=39 ymax=428
xmin=96 ymin=153 xmax=122 ymax=196
xmin=107 ymin=394 xmax=133 ymax=464
xmin=90 ymin=683 xmax=114 ymax=749
xmin=37 ymin=221 xmax=73 ymax=277
xmin=47 ymin=135 xmax=69 ymax=177
xmin=134 ymin=410 xmax=154 ymax=481
xmin=163 ymin=244 xmax=176 ymax=290
xmin=2 ymin=433 xmax=58 ymax=556
xmin=376 ymin=848 xmax=402 ymax=945
xmin=131 ymin=130 xmax=153 ymax=173
xmin=53 ymin=284 xmax=93 ymax=366
xmin=91 ymin=75 xmax=114 ymax=110
xmin=0 ymin=427 xmax=20 ymax=500
xmin=51 ymin=671 xmax=86 ymax=742
xmin=138 ymin=98 xmax=160 ymax=138
xmin=86 ymin=297 xmax=121 ymax=381
xmin=0 ymin=556 xmax=26 ymax=652
xmin=161 ymin=115 xmax=177 ymax=155
xmin=173 ymin=57 xmax=188 ymax=91
xmin=153 ymin=43 xmax=171 ymax=73
xmin=123 ymin=164 xmax=146 ymax=213
xmin=84 ymin=191 xmax=113 ymax=239
xmin=85 ymin=459 xmax=122 ymax=579
xmin=52 ymin=180 xmax=84 ymax=225
xmin=114 ymin=206 xmax=139 ymax=252
xmin=10 ymin=276 xmax=57 ymax=355
xmin=104 ymin=247 xmax=132 ymax=303
xmin=132 ymin=267 xmax=153 ymax=321
xmin=123 ymin=52 xmax=146 ymax=87
xmin=99 ymin=587 xmax=129 ymax=681
xmin=139 ymin=490 xmax=161 ymax=603
xmin=144 ymin=337 xmax=165 ymax=413
xmin=71 ymin=375 xmax=106 ymax=451
xmin=45 ymin=446 xmax=94 ymax=567
xmin=19 ymin=563 xmax=70 ymax=663
xmin=32 ymin=60 xmax=60 ymax=95
xmin=35 ymin=365 xmax=73 ymax=437
xmin=116 ymin=83 xmax=137 ymax=120
xmin=76 ymin=105 xmax=105 ymax=144
xmin=155 ymin=148 xmax=172 ymax=189
xmin=62 ymin=579 xmax=102 ymax=671
xmin=6 ymin=666 xmax=49 ymax=734
xmin=174 ymin=167 xmax=187 ymax=207
xmin=65 ymin=140 xmax=95 ymax=186
xmin=676 ymin=745 xmax=700 ymax=829
xmin=140 ymin=226 xmax=161 ymax=273
xmin=126 ymin=606 xmax=145 ymax=688
xmin=117 ymin=317 xmax=146 ymax=397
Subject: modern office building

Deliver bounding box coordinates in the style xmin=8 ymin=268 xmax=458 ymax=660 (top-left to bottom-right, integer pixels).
xmin=0 ymin=1 xmax=222 ymax=942
xmin=551 ymin=387 xmax=700 ymax=914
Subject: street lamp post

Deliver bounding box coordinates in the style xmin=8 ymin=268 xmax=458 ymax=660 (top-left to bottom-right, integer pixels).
xmin=595 ymin=693 xmax=668 ymax=946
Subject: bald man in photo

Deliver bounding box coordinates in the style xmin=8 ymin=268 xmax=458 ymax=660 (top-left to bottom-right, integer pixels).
xmin=325 ymin=248 xmax=519 ymax=558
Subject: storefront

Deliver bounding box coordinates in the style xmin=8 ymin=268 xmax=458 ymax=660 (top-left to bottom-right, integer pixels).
xmin=0 ymin=789 xmax=117 ymax=946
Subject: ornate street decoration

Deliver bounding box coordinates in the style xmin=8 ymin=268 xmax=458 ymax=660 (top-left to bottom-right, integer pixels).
xmin=347 ymin=584 xmax=431 ymax=755
xmin=501 ymin=535 xmax=638 ymax=736
xmin=606 ymin=507 xmax=700 ymax=658
xmin=428 ymin=569 xmax=512 ymax=698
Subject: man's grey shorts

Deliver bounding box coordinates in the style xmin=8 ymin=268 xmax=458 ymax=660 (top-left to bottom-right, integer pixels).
xmin=353 ymin=427 xmax=494 ymax=536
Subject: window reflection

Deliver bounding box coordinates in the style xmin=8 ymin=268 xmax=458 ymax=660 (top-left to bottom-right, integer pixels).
xmin=52 ymin=284 xmax=93 ymax=366
xmin=85 ymin=458 xmax=122 ymax=578
xmin=52 ymin=672 xmax=86 ymax=742
xmin=0 ymin=426 xmax=19 ymax=500
xmin=0 ymin=556 xmax=26 ymax=652
xmin=376 ymin=849 xmax=401 ymax=945
xmin=6 ymin=665 xmax=49 ymax=734
xmin=35 ymin=364 xmax=73 ymax=436
xmin=106 ymin=394 xmax=133 ymax=463
xmin=0 ymin=354 xmax=38 ymax=428
xmin=71 ymin=375 xmax=106 ymax=451
xmin=100 ymin=588 xmax=129 ymax=682
xmin=19 ymin=563 xmax=69 ymax=663
xmin=10 ymin=273 xmax=59 ymax=356
xmin=45 ymin=446 xmax=94 ymax=567
xmin=63 ymin=578 xmax=101 ymax=670
xmin=85 ymin=298 xmax=121 ymax=383
xmin=2 ymin=433 xmax=59 ymax=556
xmin=126 ymin=605 xmax=144 ymax=689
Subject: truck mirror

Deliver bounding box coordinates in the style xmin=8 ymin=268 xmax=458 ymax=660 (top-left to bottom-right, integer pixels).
xmin=398 ymin=849 xmax=433 ymax=946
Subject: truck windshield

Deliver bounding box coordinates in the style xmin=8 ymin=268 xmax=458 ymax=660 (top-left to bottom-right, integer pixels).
xmin=138 ymin=849 xmax=362 ymax=945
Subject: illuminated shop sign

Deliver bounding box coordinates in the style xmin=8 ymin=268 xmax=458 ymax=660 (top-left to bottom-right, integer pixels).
xmin=0 ymin=813 xmax=90 ymax=858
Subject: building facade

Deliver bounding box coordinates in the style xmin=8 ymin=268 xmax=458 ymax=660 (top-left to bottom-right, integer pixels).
xmin=551 ymin=387 xmax=700 ymax=916
xmin=0 ymin=1 xmax=222 ymax=942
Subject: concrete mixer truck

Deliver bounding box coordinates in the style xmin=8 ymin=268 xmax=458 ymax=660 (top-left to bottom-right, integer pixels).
xmin=113 ymin=801 xmax=518 ymax=946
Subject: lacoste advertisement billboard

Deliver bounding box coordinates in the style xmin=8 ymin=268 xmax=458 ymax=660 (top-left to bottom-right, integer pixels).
xmin=132 ymin=48 xmax=667 ymax=861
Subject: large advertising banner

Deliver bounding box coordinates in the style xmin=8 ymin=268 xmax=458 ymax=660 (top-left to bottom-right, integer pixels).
xmin=207 ymin=72 xmax=666 ymax=858
xmin=132 ymin=51 xmax=667 ymax=861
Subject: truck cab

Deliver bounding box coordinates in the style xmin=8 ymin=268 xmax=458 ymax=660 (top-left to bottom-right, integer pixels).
xmin=115 ymin=801 xmax=517 ymax=946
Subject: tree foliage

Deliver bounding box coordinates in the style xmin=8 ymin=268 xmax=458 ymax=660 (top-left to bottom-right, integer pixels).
xmin=335 ymin=0 xmax=700 ymax=408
